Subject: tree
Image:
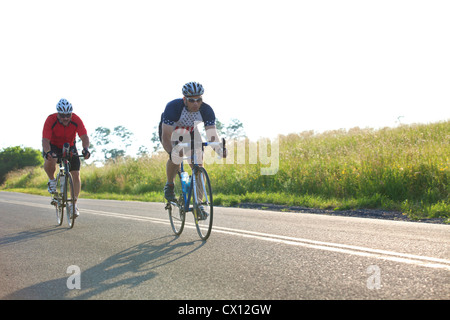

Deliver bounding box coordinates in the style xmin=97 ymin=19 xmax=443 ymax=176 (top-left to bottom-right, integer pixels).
xmin=223 ymin=118 xmax=246 ymax=140
xmin=137 ymin=145 xmax=150 ymax=157
xmin=113 ymin=126 xmax=134 ymax=150
xmin=0 ymin=146 xmax=43 ymax=184
xmin=91 ymin=126 xmax=134 ymax=161
xmin=92 ymin=127 xmax=111 ymax=147
xmin=216 ymin=118 xmax=246 ymax=140
xmin=150 ymin=126 xmax=161 ymax=152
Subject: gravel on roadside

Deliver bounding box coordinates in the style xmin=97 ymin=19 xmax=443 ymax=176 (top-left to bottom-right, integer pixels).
xmin=227 ymin=203 xmax=448 ymax=224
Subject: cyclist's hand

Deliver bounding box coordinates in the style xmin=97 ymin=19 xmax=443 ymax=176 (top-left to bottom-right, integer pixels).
xmin=82 ymin=148 xmax=91 ymax=160
xmin=44 ymin=151 xmax=55 ymax=161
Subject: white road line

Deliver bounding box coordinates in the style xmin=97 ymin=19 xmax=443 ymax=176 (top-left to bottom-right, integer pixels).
xmin=82 ymin=208 xmax=450 ymax=271
xmin=212 ymin=227 xmax=450 ymax=271
xmin=2 ymin=198 xmax=450 ymax=271
xmin=0 ymin=198 xmax=50 ymax=209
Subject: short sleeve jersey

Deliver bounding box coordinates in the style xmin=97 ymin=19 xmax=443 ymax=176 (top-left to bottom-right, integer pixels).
xmin=162 ymin=99 xmax=216 ymax=132
xmin=42 ymin=113 xmax=87 ymax=149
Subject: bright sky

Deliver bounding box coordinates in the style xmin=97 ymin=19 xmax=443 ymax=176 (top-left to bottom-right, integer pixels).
xmin=1 ymin=0 xmax=449 ymax=156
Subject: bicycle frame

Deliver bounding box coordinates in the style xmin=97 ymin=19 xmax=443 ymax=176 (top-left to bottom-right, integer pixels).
xmin=177 ymin=139 xmax=223 ymax=213
xmin=166 ymin=137 xmax=224 ymax=240
xmin=53 ymin=147 xmax=80 ymax=186
xmin=179 ymin=162 xmax=200 ymax=214
xmin=58 ymin=154 xmax=71 ymax=177
xmin=50 ymin=143 xmax=84 ymax=228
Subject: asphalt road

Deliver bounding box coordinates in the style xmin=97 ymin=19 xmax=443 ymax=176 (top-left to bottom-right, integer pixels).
xmin=0 ymin=191 xmax=449 ymax=300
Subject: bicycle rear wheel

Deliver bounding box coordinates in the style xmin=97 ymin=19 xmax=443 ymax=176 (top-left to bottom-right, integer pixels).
xmin=193 ymin=167 xmax=213 ymax=240
xmin=65 ymin=172 xmax=76 ymax=229
xmin=167 ymin=172 xmax=185 ymax=235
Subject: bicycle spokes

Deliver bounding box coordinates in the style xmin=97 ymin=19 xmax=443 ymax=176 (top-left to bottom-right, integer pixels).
xmin=167 ymin=173 xmax=186 ymax=236
xmin=193 ymin=167 xmax=213 ymax=240
xmin=65 ymin=173 xmax=76 ymax=229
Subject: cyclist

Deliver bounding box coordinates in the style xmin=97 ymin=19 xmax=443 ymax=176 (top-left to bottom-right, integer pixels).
xmin=159 ymin=82 xmax=226 ymax=202
xmin=42 ymin=98 xmax=91 ymax=218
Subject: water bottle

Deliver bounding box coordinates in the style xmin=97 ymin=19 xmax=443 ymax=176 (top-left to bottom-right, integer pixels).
xmin=181 ymin=172 xmax=190 ymax=193
xmin=186 ymin=175 xmax=191 ymax=192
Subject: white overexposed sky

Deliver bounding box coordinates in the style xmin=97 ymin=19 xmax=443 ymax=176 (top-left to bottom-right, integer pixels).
xmin=1 ymin=0 xmax=449 ymax=156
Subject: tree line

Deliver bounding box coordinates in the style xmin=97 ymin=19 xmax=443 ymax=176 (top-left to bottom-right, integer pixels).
xmin=0 ymin=118 xmax=245 ymax=183
xmin=93 ymin=118 xmax=245 ymax=161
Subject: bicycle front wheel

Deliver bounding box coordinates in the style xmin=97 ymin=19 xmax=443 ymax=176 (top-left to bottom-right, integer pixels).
xmin=168 ymin=172 xmax=185 ymax=236
xmin=54 ymin=175 xmax=63 ymax=226
xmin=65 ymin=172 xmax=76 ymax=229
xmin=193 ymin=167 xmax=213 ymax=240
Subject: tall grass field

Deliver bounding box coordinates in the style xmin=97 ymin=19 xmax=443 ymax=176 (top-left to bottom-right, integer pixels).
xmin=2 ymin=121 xmax=449 ymax=220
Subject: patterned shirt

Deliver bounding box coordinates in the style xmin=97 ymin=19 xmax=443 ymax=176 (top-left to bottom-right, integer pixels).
xmin=162 ymin=98 xmax=216 ymax=132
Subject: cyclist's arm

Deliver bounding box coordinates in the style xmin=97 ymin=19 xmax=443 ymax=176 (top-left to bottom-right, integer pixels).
xmin=161 ymin=123 xmax=175 ymax=155
xmin=42 ymin=115 xmax=54 ymax=156
xmin=79 ymin=134 xmax=90 ymax=150
xmin=79 ymin=134 xmax=91 ymax=159
xmin=42 ymin=138 xmax=51 ymax=155
xmin=42 ymin=138 xmax=55 ymax=160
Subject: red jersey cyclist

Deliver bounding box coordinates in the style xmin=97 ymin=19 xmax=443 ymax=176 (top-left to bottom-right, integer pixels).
xmin=42 ymin=98 xmax=91 ymax=218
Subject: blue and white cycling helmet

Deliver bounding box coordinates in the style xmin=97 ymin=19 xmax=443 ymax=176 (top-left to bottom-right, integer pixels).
xmin=182 ymin=82 xmax=204 ymax=97
xmin=56 ymin=98 xmax=73 ymax=114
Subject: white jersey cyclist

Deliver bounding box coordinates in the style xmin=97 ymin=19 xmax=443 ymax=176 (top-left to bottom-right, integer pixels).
xmin=160 ymin=98 xmax=215 ymax=133
xmin=160 ymin=82 xmax=223 ymax=202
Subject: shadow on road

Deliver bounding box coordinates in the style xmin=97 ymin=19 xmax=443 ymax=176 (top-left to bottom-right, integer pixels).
xmin=0 ymin=225 xmax=67 ymax=247
xmin=3 ymin=235 xmax=205 ymax=299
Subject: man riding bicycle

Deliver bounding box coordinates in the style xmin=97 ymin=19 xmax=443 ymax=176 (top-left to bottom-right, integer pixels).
xmin=42 ymin=98 xmax=91 ymax=218
xmin=159 ymin=82 xmax=226 ymax=202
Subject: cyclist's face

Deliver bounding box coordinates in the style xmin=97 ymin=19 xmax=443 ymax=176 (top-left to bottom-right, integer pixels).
xmin=58 ymin=113 xmax=72 ymax=126
xmin=184 ymin=96 xmax=203 ymax=112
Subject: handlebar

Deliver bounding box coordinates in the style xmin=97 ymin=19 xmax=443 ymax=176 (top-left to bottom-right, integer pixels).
xmin=173 ymin=138 xmax=226 ymax=163
xmin=51 ymin=154 xmax=85 ymax=159
xmin=48 ymin=142 xmax=87 ymax=160
xmin=50 ymin=153 xmax=85 ymax=160
xmin=177 ymin=138 xmax=226 ymax=150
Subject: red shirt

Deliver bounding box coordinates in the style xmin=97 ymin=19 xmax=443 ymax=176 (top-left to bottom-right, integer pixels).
xmin=42 ymin=113 xmax=87 ymax=149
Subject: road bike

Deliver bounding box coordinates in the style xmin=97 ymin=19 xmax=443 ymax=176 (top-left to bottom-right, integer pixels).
xmin=50 ymin=143 xmax=84 ymax=229
xmin=165 ymin=137 xmax=225 ymax=240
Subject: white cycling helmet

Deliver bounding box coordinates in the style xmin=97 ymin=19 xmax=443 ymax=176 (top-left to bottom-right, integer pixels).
xmin=56 ymin=98 xmax=73 ymax=114
xmin=182 ymin=82 xmax=204 ymax=97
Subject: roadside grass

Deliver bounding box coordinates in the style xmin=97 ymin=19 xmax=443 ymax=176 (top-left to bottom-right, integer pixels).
xmin=1 ymin=121 xmax=449 ymax=221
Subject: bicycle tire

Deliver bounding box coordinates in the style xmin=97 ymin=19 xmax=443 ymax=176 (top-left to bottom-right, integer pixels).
xmin=193 ymin=167 xmax=213 ymax=240
xmin=54 ymin=174 xmax=63 ymax=226
xmin=168 ymin=172 xmax=185 ymax=235
xmin=65 ymin=172 xmax=76 ymax=229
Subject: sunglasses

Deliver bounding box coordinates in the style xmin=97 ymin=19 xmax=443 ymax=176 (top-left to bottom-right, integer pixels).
xmin=58 ymin=113 xmax=72 ymax=118
xmin=186 ymin=97 xmax=202 ymax=103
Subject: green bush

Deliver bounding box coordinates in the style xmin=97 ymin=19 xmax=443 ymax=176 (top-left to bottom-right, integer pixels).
xmin=0 ymin=146 xmax=43 ymax=184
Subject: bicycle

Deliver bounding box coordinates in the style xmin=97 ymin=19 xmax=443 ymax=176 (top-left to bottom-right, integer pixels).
xmin=165 ymin=137 xmax=225 ymax=240
xmin=50 ymin=143 xmax=84 ymax=229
